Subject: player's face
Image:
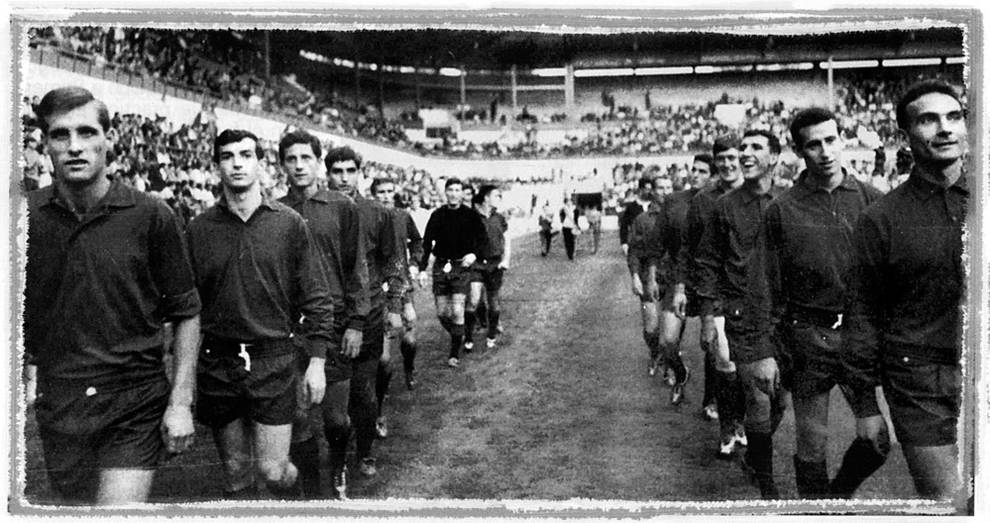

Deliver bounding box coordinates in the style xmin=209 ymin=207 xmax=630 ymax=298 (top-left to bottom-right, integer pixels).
xmin=903 ymin=92 xmax=967 ymax=166
xmin=328 ymin=159 xmax=360 ymax=188
xmin=691 ymin=161 xmax=712 ymax=187
xmin=282 ymin=143 xmax=321 ymax=189
xmin=45 ymin=101 xmax=109 ymax=186
xmin=374 ymin=182 xmax=396 ymax=207
xmin=654 ymin=179 xmax=673 ymax=199
xmin=798 ymin=119 xmax=844 ymax=179
xmin=486 ymin=189 xmax=502 ymax=209
xmin=739 ymin=135 xmax=777 ymax=180
xmin=217 ymin=138 xmax=262 ymax=192
xmin=445 ymin=184 xmax=463 ymax=206
xmin=463 ymin=189 xmax=475 ymax=205
xmin=714 ymin=148 xmax=740 ymax=183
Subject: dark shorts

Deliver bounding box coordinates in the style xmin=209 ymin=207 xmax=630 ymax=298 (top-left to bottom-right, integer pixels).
xmin=324 ymin=319 xmax=354 ymax=384
xmin=882 ymin=353 xmax=960 ymax=447
xmin=780 ymin=320 xmax=850 ymax=399
xmin=432 ymin=262 xmax=472 ymax=296
xmin=196 ymin=346 xmax=298 ymax=428
xmin=470 ymin=260 xmax=505 ymax=293
xmin=401 ymin=284 xmax=416 ymax=306
xmin=35 ymin=374 xmax=170 ymax=502
xmin=725 ymin=305 xmax=792 ymax=391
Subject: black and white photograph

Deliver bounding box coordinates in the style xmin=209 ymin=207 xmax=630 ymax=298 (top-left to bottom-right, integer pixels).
xmin=4 ymin=3 xmax=986 ymax=519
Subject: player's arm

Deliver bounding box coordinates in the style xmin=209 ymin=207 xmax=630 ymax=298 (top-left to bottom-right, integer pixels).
xmin=341 ymin=200 xmax=368 ymax=357
xmin=499 ymin=216 xmax=511 ymax=270
xmin=293 ymin=218 xmax=333 ymax=404
xmin=149 ymin=203 xmax=203 ymax=453
xmin=406 ymin=213 xmax=424 ymax=279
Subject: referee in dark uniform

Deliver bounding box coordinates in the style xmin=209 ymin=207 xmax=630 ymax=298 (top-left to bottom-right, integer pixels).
xmin=418 ymin=178 xmax=487 ymax=368
xmin=760 ymin=107 xmax=887 ymax=499
xmin=844 ymin=80 xmax=969 ymax=502
xmin=24 ymin=86 xmax=202 ymax=505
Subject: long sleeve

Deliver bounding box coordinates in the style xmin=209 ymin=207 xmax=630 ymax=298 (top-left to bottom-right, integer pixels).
xmin=841 ymin=213 xmax=885 ymax=418
xmin=694 ymin=199 xmax=725 ymax=316
xmin=418 ymin=211 xmax=437 ymax=271
xmin=627 ymin=215 xmax=644 ymax=275
xmin=341 ymin=200 xmax=370 ymax=331
xmin=293 ymin=218 xmax=335 ymax=359
xmin=406 ymin=212 xmax=424 ymax=265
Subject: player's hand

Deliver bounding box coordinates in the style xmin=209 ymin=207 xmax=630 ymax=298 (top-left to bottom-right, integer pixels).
xmin=461 ymin=253 xmax=477 ymax=268
xmin=418 ymin=270 xmax=430 ymax=288
xmin=25 ymin=376 xmax=37 ymax=408
xmin=750 ymin=357 xmax=780 ymax=397
xmin=161 ymin=405 xmax=195 ymax=454
xmin=700 ymin=315 xmax=717 ymax=352
xmin=621 ymin=244 xmax=629 ymax=256
xmin=645 ymin=281 xmax=660 ymax=302
xmin=387 ymin=312 xmax=403 ymax=335
xmin=380 ymin=340 xmax=392 ymax=366
xmin=631 ymin=276 xmax=644 ymax=297
xmin=497 ymin=260 xmax=509 ymax=271
xmin=342 ymin=328 xmax=363 ymax=359
xmin=672 ymin=289 xmax=688 ymax=319
xmin=304 ymin=357 xmax=327 ymax=405
xmin=409 ymin=266 xmax=420 ymax=281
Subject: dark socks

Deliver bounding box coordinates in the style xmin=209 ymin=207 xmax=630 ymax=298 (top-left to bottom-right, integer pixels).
xmin=644 ymin=330 xmax=660 ymax=361
xmin=744 ymin=431 xmax=779 ymax=499
xmin=664 ymin=342 xmax=687 ymax=382
xmin=439 ymin=316 xmax=453 ymax=334
xmin=715 ymin=370 xmax=742 ymax=441
xmin=289 ymin=438 xmax=321 ymax=498
xmin=702 ymin=354 xmax=716 ymax=406
xmin=375 ymin=363 xmax=392 ymax=415
xmin=487 ymin=310 xmax=501 ymax=339
xmin=829 ymin=437 xmax=890 ymax=499
xmin=794 ymin=455 xmax=830 ymax=499
xmin=449 ymin=324 xmax=464 ymax=359
xmin=400 ymin=340 xmax=417 ymax=375
xmin=464 ymin=310 xmax=476 ymax=340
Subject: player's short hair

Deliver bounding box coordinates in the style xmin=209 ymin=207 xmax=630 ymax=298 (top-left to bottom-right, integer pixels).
xmin=214 ymin=129 xmax=265 ymax=163
xmin=637 ymin=176 xmax=654 ymax=191
xmin=743 ymin=128 xmax=782 ymax=155
xmin=445 ymin=177 xmax=464 ymax=190
xmin=474 ymin=184 xmax=499 ymax=206
xmin=789 ymin=107 xmax=837 ymax=148
xmin=712 ymin=135 xmax=740 ymax=157
xmin=36 ymin=86 xmax=110 ymax=134
xmin=896 ymin=79 xmax=963 ymax=130
xmin=370 ymin=177 xmax=396 ymax=193
xmin=324 ymin=145 xmax=362 ymax=170
xmin=278 ymin=130 xmax=321 ymax=163
xmin=692 ymin=153 xmax=715 ymax=172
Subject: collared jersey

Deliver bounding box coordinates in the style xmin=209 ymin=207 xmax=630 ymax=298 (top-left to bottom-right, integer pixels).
xmin=843 ymin=170 xmax=968 ymax=416
xmin=478 ymin=210 xmax=509 ymax=261
xmin=763 ymin=171 xmax=883 ymax=316
xmin=339 ymin=189 xmax=404 ymax=314
xmin=187 ymin=195 xmax=334 ymax=358
xmin=25 ymin=180 xmax=201 ymax=384
xmin=678 ymin=182 xmax=735 ymax=289
xmin=419 ymin=205 xmax=487 ymax=270
xmin=390 ymin=206 xmax=424 ymax=273
xmin=280 ymin=189 xmax=370 ymax=332
xmin=696 ymin=182 xmax=787 ymax=314
xmin=627 ymin=201 xmax=667 ymax=279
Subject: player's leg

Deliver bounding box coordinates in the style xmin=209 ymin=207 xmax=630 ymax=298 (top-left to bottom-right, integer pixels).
xmin=708 ymin=316 xmax=744 ymax=458
xmin=211 ymin=418 xmax=259 ymax=497
xmin=447 ymin=292 xmax=467 ymax=366
xmin=640 ymin=299 xmax=660 ymax=376
xmin=464 ymin=280 xmax=484 ymax=352
xmin=252 ymin=422 xmax=299 ymax=496
xmin=901 ymin=444 xmax=959 ymax=500
xmin=400 ymin=298 xmax=419 ymax=389
xmin=829 ymin=385 xmax=890 ymax=498
xmin=737 ymin=359 xmax=788 ymax=500
xmin=792 ymin=391 xmax=831 ymax=498
xmin=484 ymin=267 xmax=505 ymax=347
xmin=321 ymin=379 xmax=352 ymax=499
xmin=290 ymin=351 xmax=323 ymax=499
xmin=97 ymin=469 xmax=155 ymax=505
xmin=350 ymin=356 xmax=380 ymax=477
xmin=660 ymin=308 xmax=689 ymax=404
